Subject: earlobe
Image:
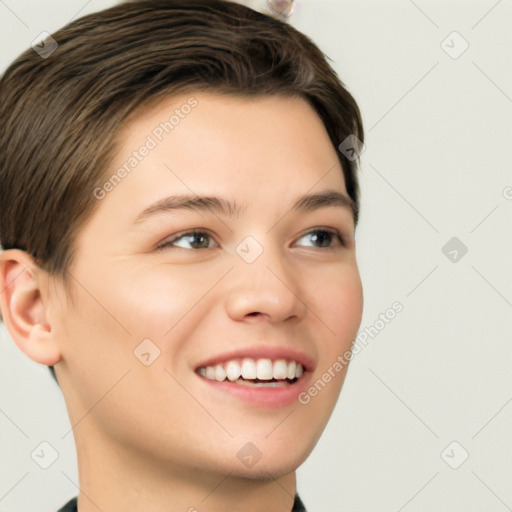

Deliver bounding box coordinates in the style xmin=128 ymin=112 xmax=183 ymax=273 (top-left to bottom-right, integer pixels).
xmin=0 ymin=250 xmax=62 ymax=367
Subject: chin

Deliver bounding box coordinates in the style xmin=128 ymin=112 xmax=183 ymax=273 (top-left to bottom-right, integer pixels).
xmin=227 ymin=456 xmax=305 ymax=481
xmin=221 ymin=436 xmax=316 ymax=480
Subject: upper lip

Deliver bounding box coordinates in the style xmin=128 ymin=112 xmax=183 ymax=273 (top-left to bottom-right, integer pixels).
xmin=194 ymin=345 xmax=316 ymax=373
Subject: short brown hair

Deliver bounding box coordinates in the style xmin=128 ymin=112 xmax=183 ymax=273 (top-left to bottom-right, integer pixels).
xmin=0 ymin=0 xmax=364 ymax=383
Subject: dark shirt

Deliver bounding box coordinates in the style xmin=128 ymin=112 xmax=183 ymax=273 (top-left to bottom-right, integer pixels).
xmin=57 ymin=493 xmax=307 ymax=511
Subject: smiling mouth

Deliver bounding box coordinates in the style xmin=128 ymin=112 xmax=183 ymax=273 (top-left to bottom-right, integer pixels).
xmin=197 ymin=357 xmax=304 ymax=387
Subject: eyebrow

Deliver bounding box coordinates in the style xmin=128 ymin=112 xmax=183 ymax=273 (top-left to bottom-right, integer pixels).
xmin=133 ymin=189 xmax=356 ymax=224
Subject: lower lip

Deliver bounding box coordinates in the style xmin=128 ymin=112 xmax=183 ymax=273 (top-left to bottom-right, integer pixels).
xmin=198 ymin=373 xmax=312 ymax=408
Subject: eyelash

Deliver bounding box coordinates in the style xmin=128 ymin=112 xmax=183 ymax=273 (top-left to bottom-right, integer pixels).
xmin=155 ymin=228 xmax=345 ymax=252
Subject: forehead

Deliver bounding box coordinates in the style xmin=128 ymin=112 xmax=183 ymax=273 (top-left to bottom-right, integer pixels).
xmin=113 ymin=91 xmax=346 ymax=190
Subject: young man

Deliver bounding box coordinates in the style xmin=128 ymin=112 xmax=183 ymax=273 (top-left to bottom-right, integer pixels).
xmin=0 ymin=1 xmax=364 ymax=511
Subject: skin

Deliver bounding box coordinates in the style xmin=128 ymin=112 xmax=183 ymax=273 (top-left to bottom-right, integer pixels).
xmin=0 ymin=92 xmax=363 ymax=512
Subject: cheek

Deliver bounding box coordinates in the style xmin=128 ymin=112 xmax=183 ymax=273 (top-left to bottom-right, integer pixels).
xmin=334 ymin=278 xmax=363 ymax=344
xmin=307 ymin=265 xmax=363 ymax=349
xmin=112 ymin=261 xmax=227 ymax=335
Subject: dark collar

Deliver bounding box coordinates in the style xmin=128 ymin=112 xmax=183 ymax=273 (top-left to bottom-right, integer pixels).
xmin=57 ymin=493 xmax=307 ymax=512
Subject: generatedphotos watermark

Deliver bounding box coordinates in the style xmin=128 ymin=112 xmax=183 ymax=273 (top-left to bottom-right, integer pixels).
xmin=93 ymin=96 xmax=198 ymax=200
xmin=298 ymin=301 xmax=403 ymax=405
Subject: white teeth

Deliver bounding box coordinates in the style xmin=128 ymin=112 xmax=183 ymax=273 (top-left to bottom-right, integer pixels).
xmin=287 ymin=361 xmax=297 ymax=379
xmin=234 ymin=378 xmax=289 ymax=387
xmin=256 ymin=358 xmax=273 ymax=380
xmin=215 ymin=364 xmax=226 ymax=382
xmin=199 ymin=357 xmax=306 ymax=384
xmin=241 ymin=358 xmax=257 ymax=379
xmin=226 ymin=361 xmax=241 ymax=382
xmin=273 ymin=359 xmax=288 ymax=380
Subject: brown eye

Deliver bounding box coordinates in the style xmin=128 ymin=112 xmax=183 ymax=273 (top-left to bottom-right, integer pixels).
xmin=294 ymin=229 xmax=343 ymax=249
xmin=156 ymin=230 xmax=216 ymax=251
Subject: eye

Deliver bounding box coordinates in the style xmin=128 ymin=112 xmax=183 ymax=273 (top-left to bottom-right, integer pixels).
xmin=294 ymin=228 xmax=344 ymax=249
xmin=156 ymin=230 xmax=217 ymax=251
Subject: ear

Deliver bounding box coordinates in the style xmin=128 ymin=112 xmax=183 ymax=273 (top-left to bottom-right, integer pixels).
xmin=0 ymin=249 xmax=61 ymax=366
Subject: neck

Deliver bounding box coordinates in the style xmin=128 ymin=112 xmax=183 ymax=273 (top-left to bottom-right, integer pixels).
xmin=73 ymin=427 xmax=297 ymax=512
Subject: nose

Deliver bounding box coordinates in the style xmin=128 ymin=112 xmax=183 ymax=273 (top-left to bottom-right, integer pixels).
xmin=224 ymin=244 xmax=307 ymax=324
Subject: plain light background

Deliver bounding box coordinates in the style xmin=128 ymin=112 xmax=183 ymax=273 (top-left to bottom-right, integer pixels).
xmin=1 ymin=1 xmax=511 ymax=511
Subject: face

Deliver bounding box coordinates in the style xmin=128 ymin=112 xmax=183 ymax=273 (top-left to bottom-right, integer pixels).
xmin=49 ymin=92 xmax=363 ymax=480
